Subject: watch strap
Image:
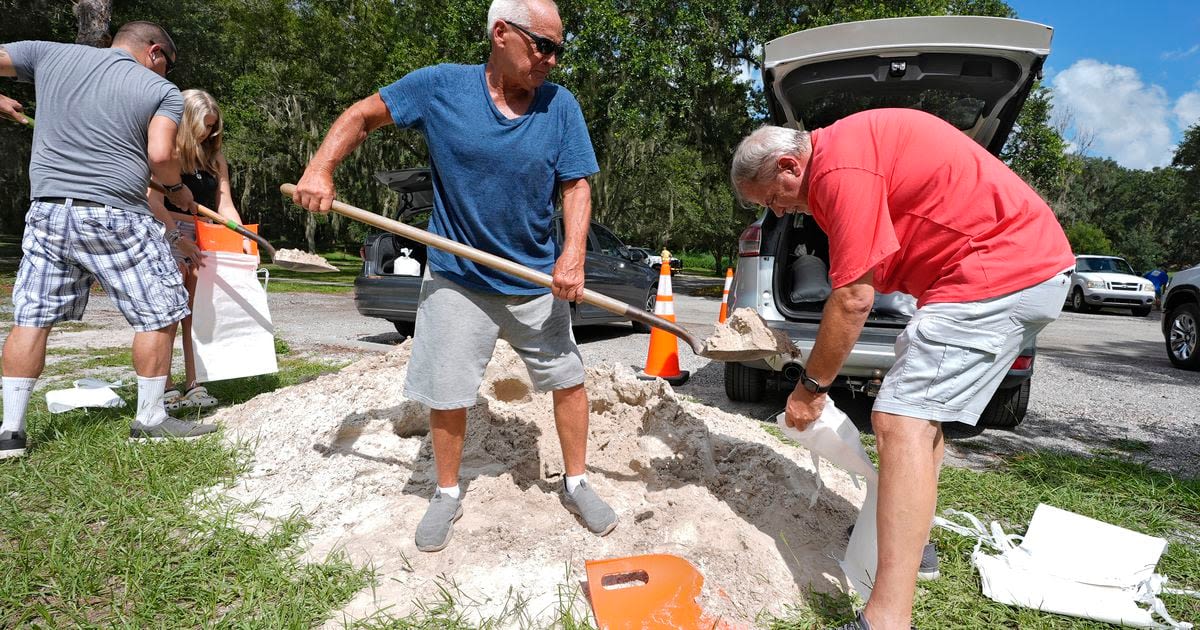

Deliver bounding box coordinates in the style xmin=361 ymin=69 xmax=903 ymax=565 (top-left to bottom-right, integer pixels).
xmin=799 ymin=367 xmax=831 ymax=394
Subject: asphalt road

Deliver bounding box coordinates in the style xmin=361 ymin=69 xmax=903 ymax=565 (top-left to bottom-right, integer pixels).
xmin=15 ymin=274 xmax=1198 ymax=476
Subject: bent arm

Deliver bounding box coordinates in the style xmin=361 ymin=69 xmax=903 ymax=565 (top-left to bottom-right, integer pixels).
xmin=550 ymin=177 xmax=591 ymax=302
xmin=803 ymin=271 xmax=877 ymax=386
xmin=294 ymin=93 xmax=393 ymax=213
xmin=0 ymin=46 xmax=29 ymax=124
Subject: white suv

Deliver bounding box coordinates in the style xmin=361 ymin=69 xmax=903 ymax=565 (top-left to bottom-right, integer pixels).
xmin=1067 ymin=255 xmax=1155 ymax=317
xmin=1162 ymin=264 xmax=1200 ymax=370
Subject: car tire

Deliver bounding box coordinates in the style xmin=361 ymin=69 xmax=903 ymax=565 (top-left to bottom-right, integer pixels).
xmin=1164 ymin=302 xmax=1200 ymax=370
xmin=979 ymin=379 xmax=1031 ymax=429
xmin=1131 ymin=305 xmax=1152 ymax=317
xmin=1071 ymin=287 xmax=1094 ymax=313
xmin=725 ymin=361 xmax=767 ymax=402
xmin=392 ymin=320 xmax=415 ymax=337
xmin=631 ymin=286 xmax=657 ymax=333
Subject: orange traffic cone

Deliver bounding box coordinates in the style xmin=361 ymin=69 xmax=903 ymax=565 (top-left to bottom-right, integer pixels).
xmin=638 ymin=250 xmax=690 ymax=386
xmin=717 ymin=267 xmax=733 ymax=323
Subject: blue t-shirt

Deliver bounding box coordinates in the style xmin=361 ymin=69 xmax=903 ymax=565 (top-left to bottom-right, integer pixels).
xmin=1145 ymin=269 xmax=1169 ymax=294
xmin=379 ymin=64 xmax=599 ymax=294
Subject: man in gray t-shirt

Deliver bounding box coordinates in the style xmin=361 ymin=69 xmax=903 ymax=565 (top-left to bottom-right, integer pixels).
xmin=0 ymin=21 xmax=216 ymax=459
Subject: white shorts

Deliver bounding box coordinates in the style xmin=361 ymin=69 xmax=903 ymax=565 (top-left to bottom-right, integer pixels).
xmin=873 ymin=271 xmax=1071 ymax=425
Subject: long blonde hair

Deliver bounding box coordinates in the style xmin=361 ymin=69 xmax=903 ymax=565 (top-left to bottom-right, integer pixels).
xmin=177 ymin=89 xmax=223 ymax=175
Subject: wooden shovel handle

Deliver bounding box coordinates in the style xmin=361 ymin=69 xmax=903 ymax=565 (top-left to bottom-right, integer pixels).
xmin=279 ymin=183 xmax=704 ymax=354
xmin=147 ymin=180 xmax=276 ymax=258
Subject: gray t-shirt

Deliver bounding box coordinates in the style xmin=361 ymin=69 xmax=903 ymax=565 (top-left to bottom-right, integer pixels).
xmin=5 ymin=41 xmax=183 ymax=215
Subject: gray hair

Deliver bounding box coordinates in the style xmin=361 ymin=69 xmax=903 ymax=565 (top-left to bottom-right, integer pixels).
xmin=730 ymin=125 xmax=811 ymax=204
xmin=485 ymin=0 xmax=532 ymax=39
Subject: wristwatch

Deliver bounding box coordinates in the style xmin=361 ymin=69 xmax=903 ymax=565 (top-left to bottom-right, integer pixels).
xmin=164 ymin=229 xmax=182 ymax=244
xmin=799 ymin=367 xmax=831 ymax=394
xmin=163 ymin=181 xmax=186 ymax=193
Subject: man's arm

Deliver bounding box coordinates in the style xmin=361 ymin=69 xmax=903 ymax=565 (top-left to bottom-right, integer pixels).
xmin=293 ymin=93 xmax=394 ymax=214
xmin=784 ymin=270 xmax=876 ymax=429
xmin=0 ymin=46 xmax=29 ymax=124
xmin=147 ymin=115 xmax=194 ymax=213
xmin=553 ymin=177 xmax=591 ymax=302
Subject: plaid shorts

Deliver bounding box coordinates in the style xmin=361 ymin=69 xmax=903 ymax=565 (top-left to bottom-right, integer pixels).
xmin=13 ymin=199 xmax=189 ymax=332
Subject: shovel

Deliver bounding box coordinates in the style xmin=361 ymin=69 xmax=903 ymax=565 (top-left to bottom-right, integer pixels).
xmin=280 ymin=184 xmax=787 ymax=361
xmin=147 ymin=181 xmax=337 ymax=272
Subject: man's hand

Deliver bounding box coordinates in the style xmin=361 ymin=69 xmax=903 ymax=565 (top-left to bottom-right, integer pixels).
xmin=175 ymin=237 xmax=205 ymax=268
xmin=551 ymin=254 xmax=585 ymax=302
xmin=165 ymin=185 xmax=196 ymax=216
xmin=0 ymin=95 xmax=28 ymax=125
xmin=293 ymin=168 xmax=335 ymax=214
xmin=784 ymin=386 xmax=826 ymax=431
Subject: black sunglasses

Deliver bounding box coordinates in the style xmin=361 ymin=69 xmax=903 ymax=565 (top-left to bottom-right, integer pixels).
xmin=152 ymin=42 xmax=176 ymax=74
xmin=504 ymin=20 xmax=565 ymax=58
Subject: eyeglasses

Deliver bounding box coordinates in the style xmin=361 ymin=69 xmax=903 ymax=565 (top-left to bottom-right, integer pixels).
xmin=503 ymin=20 xmax=565 ymax=58
xmin=152 ymin=42 xmax=176 ymax=74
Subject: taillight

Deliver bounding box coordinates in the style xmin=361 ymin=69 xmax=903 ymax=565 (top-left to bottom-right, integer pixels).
xmin=1011 ymin=355 xmax=1033 ymax=371
xmin=359 ymin=246 xmax=366 ymax=260
xmin=738 ymin=224 xmax=762 ymax=257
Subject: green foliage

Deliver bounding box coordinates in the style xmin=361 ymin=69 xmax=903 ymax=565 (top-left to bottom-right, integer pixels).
xmin=1001 ymin=83 xmax=1071 ymax=197
xmin=1064 ymin=222 xmax=1113 ymax=256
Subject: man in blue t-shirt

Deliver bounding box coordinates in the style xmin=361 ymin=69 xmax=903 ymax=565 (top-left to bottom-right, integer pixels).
xmin=293 ymin=0 xmax=615 ymax=552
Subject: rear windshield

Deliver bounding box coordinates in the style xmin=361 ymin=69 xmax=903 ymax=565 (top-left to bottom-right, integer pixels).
xmin=777 ymin=53 xmax=1022 ymax=132
xmin=1076 ymin=257 xmax=1135 ymax=274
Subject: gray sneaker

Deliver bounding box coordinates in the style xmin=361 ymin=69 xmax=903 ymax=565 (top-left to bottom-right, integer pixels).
xmin=560 ymin=479 xmax=617 ymax=536
xmin=0 ymin=430 xmax=27 ymax=460
xmin=415 ymin=489 xmax=463 ymax=552
xmin=832 ymin=610 xmax=872 ymax=630
xmin=917 ymin=541 xmax=940 ymax=580
xmin=129 ymin=417 xmax=218 ymax=441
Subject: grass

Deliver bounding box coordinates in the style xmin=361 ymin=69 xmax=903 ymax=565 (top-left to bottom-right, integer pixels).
xmin=0 ymin=352 xmax=370 ymax=627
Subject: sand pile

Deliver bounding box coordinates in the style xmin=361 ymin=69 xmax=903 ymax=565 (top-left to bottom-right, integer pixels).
xmin=210 ymin=341 xmax=865 ymax=627
xmin=273 ymin=248 xmax=339 ymax=272
xmin=703 ymin=307 xmax=800 ymax=361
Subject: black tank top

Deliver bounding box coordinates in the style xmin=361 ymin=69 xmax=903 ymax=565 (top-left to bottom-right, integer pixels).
xmin=164 ymin=169 xmax=218 ymax=213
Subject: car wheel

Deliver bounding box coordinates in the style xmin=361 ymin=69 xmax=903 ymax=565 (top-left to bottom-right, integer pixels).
xmin=631 ymin=286 xmax=657 ymax=333
xmin=1165 ymin=302 xmax=1200 ymax=370
xmin=725 ymin=361 xmax=767 ymax=402
xmin=979 ymin=379 xmax=1031 ymax=428
xmin=1131 ymin=305 xmax=1152 ymax=317
xmin=1071 ymin=287 xmax=1094 ymax=313
xmin=391 ymin=320 xmax=415 ymax=337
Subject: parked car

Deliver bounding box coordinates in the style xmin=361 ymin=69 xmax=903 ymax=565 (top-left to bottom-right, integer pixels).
xmin=1162 ymin=264 xmax=1200 ymax=370
xmin=1067 ymin=255 xmax=1156 ymax=316
xmin=355 ymin=168 xmax=659 ymax=335
xmin=724 ymin=15 xmax=1055 ymax=427
xmin=628 ymin=247 xmax=682 ymax=275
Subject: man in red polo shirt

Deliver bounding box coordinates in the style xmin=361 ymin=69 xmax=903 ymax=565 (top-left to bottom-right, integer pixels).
xmin=731 ymin=108 xmax=1074 ymax=630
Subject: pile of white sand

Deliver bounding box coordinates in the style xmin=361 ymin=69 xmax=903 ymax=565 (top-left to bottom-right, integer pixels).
xmin=210 ymin=341 xmax=865 ymax=627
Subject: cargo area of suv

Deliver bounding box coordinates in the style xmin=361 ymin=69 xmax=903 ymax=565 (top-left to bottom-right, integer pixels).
xmin=724 ymin=16 xmax=1054 ymax=428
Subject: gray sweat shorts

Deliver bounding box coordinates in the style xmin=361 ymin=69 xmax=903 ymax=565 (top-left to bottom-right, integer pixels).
xmin=403 ymin=270 xmax=585 ymax=410
xmin=873 ymin=269 xmax=1072 ymax=425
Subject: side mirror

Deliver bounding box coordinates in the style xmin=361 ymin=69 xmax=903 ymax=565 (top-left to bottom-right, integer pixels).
xmin=626 ymin=248 xmax=648 ymax=262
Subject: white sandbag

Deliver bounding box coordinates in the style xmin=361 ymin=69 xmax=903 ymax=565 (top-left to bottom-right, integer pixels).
xmin=392 ymin=248 xmax=421 ymax=276
xmin=937 ymin=505 xmax=1200 ymax=628
xmin=45 ymin=378 xmax=125 ymax=413
xmin=191 ymin=251 xmax=278 ymax=382
xmin=775 ymin=401 xmax=880 ymax=598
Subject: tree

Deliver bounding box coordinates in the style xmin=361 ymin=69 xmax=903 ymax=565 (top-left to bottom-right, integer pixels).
xmin=1001 ymin=83 xmax=1070 ymax=199
xmin=73 ymin=0 xmax=112 ymax=47
xmin=1064 ymin=222 xmax=1112 ymax=256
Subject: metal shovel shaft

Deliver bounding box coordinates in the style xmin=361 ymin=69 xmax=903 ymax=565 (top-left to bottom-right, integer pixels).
xmin=279 ymin=183 xmax=707 ymax=354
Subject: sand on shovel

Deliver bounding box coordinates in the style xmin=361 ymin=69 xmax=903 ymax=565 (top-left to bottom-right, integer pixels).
xmin=206 ymin=341 xmax=865 ymax=627
xmin=702 ymin=307 xmax=801 ymax=361
xmin=273 ymin=248 xmax=339 ymax=272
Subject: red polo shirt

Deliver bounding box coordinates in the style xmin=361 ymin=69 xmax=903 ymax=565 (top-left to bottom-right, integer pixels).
xmin=806 ymin=109 xmax=1074 ymax=306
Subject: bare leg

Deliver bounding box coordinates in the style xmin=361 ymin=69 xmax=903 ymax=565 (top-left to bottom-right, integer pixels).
xmin=864 ymin=411 xmax=943 ymax=630
xmin=180 ymin=263 xmax=199 ymax=389
xmin=552 ymin=384 xmax=588 ymax=477
xmin=430 ymin=408 xmax=467 ymax=488
xmin=2 ymin=326 xmax=52 ymax=377
xmin=132 ymin=325 xmax=177 ymax=378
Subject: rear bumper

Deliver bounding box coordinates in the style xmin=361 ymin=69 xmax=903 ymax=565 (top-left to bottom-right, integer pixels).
xmin=354 ymin=275 xmax=422 ymax=322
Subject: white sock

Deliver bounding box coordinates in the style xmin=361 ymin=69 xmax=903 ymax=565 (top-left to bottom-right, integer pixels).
xmin=565 ymin=474 xmax=586 ymax=493
xmin=438 ymin=484 xmax=461 ymax=499
xmin=136 ymin=376 xmax=169 ymax=427
xmin=2 ymin=377 xmax=36 ymax=434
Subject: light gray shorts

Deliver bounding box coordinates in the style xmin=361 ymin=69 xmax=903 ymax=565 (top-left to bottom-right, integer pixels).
xmin=403 ymin=270 xmax=585 ymax=410
xmin=873 ymin=270 xmax=1071 ymax=425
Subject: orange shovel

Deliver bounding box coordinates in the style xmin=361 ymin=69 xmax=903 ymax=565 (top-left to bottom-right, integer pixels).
xmin=585 ymin=554 xmax=730 ymax=629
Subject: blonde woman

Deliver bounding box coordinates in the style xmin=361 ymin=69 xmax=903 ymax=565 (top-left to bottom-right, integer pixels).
xmin=148 ymin=89 xmax=245 ymax=411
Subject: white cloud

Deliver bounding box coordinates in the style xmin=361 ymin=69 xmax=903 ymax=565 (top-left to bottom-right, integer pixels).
xmin=1161 ymin=44 xmax=1200 ymax=61
xmin=1176 ymin=91 xmax=1200 ymax=130
xmin=1051 ymin=59 xmax=1174 ymax=169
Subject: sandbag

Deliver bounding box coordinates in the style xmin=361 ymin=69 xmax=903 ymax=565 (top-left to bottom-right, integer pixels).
xmin=191 ymin=251 xmax=278 ymax=382
xmin=788 ymin=253 xmax=832 ymax=303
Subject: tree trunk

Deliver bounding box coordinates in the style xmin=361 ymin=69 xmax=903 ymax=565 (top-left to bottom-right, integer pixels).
xmin=74 ymin=0 xmax=112 ymax=47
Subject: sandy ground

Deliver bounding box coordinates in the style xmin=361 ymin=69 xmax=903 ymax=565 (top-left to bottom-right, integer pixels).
xmin=208 ymin=341 xmax=866 ymax=627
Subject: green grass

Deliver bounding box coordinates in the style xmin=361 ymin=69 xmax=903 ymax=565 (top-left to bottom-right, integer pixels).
xmin=0 ymin=354 xmax=370 ymax=627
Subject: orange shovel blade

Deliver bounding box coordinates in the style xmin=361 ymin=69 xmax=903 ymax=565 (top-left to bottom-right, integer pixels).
xmin=585 ymin=554 xmax=728 ymax=629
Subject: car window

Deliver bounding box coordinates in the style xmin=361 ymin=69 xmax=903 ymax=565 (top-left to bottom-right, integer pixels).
xmin=591 ymin=222 xmax=625 ymax=256
xmin=1077 ymin=257 xmax=1134 ymax=274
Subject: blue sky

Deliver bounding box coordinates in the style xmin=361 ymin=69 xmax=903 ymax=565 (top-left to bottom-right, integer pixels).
xmin=1007 ymin=1 xmax=1200 ymax=169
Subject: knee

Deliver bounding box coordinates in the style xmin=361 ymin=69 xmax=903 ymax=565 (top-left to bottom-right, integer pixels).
xmin=872 ymin=412 xmax=940 ymax=447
